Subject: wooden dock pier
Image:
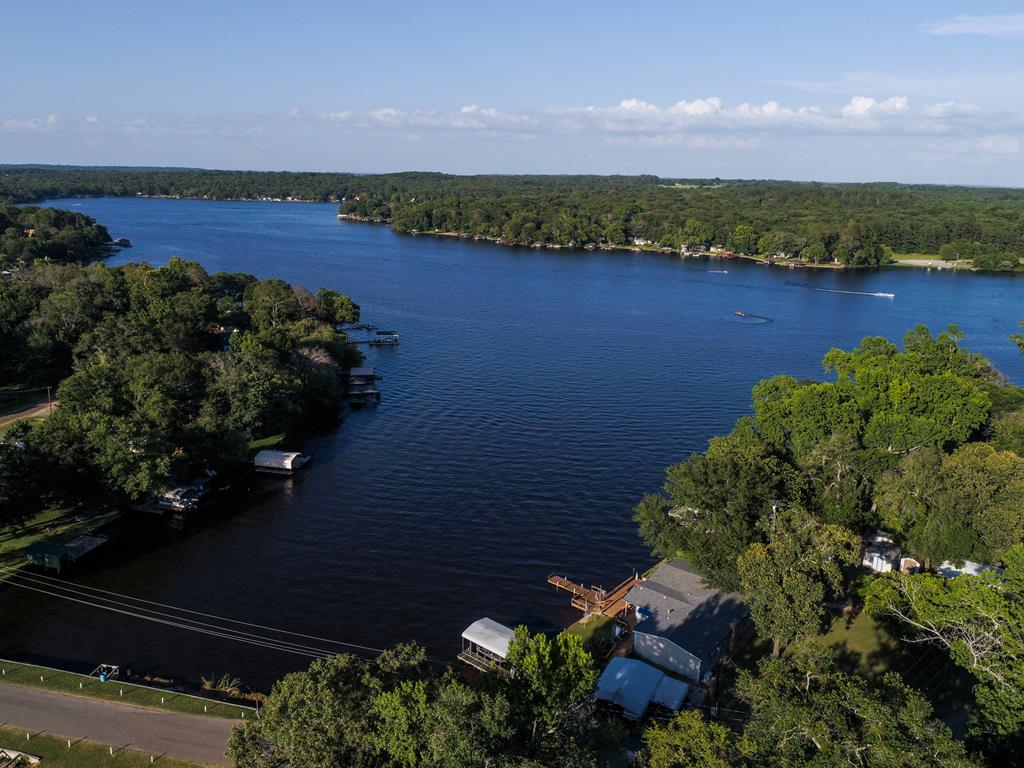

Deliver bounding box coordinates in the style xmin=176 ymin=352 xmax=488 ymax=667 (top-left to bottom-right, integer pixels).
xmin=547 ymin=572 xmax=640 ymax=617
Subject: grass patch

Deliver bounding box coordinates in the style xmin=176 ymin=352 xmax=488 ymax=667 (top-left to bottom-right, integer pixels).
xmin=0 ymin=508 xmax=124 ymax=570
xmin=819 ymin=610 xmax=974 ymax=730
xmin=819 ymin=609 xmax=911 ymax=677
xmin=0 ymin=725 xmax=208 ymax=768
xmin=246 ymin=433 xmax=285 ymax=455
xmin=0 ymin=662 xmax=252 ymax=720
xmin=564 ymin=614 xmax=614 ymax=647
xmin=0 ymin=415 xmax=46 ymax=438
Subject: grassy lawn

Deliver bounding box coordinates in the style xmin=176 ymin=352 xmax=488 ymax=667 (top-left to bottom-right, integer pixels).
xmin=0 ymin=725 xmax=208 ymax=768
xmin=0 ymin=662 xmax=252 ymax=720
xmin=564 ymin=614 xmax=614 ymax=647
xmin=246 ymin=433 xmax=285 ymax=455
xmin=819 ymin=610 xmax=974 ymax=732
xmin=0 ymin=508 xmax=123 ymax=570
xmin=0 ymin=415 xmax=46 ymax=438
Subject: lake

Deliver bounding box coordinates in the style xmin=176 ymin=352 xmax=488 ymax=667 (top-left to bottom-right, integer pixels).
xmin=2 ymin=197 xmax=1022 ymax=688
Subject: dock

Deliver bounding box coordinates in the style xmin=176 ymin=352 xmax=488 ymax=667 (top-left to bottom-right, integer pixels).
xmin=347 ymin=366 xmax=381 ymax=405
xmin=547 ymin=572 xmax=640 ymax=618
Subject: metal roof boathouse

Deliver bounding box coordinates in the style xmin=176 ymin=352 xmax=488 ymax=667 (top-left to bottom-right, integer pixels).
xmin=459 ymin=618 xmax=515 ymax=673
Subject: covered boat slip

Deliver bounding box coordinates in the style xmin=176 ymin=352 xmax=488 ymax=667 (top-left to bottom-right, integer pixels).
xmin=594 ymin=657 xmax=688 ymax=721
xmin=458 ymin=617 xmax=514 ymax=672
xmin=253 ymin=450 xmax=310 ymax=475
xmin=25 ymin=534 xmax=109 ymax=573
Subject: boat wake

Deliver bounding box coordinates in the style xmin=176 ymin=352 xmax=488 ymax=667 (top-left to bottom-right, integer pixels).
xmin=706 ymin=269 xmax=729 ymax=274
xmin=814 ymin=288 xmax=895 ymax=299
xmin=732 ymin=311 xmax=773 ymax=324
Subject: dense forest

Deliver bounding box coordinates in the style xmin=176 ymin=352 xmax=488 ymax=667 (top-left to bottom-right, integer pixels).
xmin=636 ymin=326 xmax=1024 ymax=764
xmin=0 ymin=202 xmax=112 ymax=267
xmin=0 ymin=256 xmax=361 ymax=520
xmin=2 ymin=166 xmax=1024 ymax=268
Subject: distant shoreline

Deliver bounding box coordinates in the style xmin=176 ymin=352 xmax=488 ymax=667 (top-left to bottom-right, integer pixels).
xmin=334 ymin=214 xmax=994 ymax=274
xmin=30 ymin=195 xmax=1012 ymax=275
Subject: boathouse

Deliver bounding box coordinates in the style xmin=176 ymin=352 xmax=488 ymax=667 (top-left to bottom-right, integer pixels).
xmin=26 ymin=534 xmax=109 ymax=573
xmin=458 ymin=618 xmax=514 ymax=672
xmin=624 ymin=559 xmax=750 ymax=683
xmin=594 ymin=657 xmax=688 ymax=720
xmin=254 ymin=450 xmax=310 ymax=475
xmin=347 ymin=366 xmax=381 ymax=405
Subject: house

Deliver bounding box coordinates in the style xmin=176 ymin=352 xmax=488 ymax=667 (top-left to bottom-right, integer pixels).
xmin=624 ymin=559 xmax=750 ymax=683
xmin=862 ymin=531 xmax=901 ymax=573
xmin=458 ymin=617 xmax=514 ymax=672
xmin=594 ymin=657 xmax=688 ymax=720
xmin=632 ymin=237 xmax=651 ymax=247
xmin=254 ymin=450 xmax=310 ymax=475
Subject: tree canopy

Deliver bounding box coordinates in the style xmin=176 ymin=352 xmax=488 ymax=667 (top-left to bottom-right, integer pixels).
xmin=0 ymin=257 xmax=361 ymax=522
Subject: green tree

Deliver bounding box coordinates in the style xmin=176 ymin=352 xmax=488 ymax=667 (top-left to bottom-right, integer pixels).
xmin=502 ymin=626 xmax=599 ymax=759
xmin=640 ymin=710 xmax=744 ymax=768
xmin=316 ymin=289 xmax=360 ymax=325
xmin=727 ymin=224 xmax=758 ymax=255
xmin=243 ymin=279 xmax=302 ymax=328
xmin=635 ymin=419 xmax=809 ymax=590
xmin=737 ymin=650 xmax=980 ymax=768
xmin=738 ymin=507 xmax=859 ymax=657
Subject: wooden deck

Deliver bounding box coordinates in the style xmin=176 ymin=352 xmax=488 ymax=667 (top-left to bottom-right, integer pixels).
xmin=547 ymin=573 xmax=640 ymax=617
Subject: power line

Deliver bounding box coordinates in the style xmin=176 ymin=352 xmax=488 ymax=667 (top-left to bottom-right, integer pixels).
xmin=0 ymin=566 xmax=380 ymax=657
xmin=0 ymin=576 xmax=336 ymax=658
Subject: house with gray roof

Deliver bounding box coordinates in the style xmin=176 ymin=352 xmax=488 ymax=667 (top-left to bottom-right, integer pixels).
xmin=625 ymin=559 xmax=750 ymax=683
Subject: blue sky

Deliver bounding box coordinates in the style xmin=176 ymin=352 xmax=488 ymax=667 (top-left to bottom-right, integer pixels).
xmin=3 ymin=1 xmax=1024 ymax=184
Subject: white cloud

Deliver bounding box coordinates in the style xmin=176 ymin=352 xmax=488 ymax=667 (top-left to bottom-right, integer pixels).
xmin=840 ymin=96 xmax=908 ymax=118
xmin=922 ymin=13 xmax=1024 ymax=38
xmin=2 ymin=96 xmax=1020 ymax=159
xmin=1 ymin=114 xmax=58 ymax=132
xmin=922 ymin=101 xmax=979 ymax=118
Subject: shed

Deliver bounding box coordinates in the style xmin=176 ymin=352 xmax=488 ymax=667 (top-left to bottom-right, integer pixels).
xmin=458 ymin=618 xmax=514 ymax=672
xmin=862 ymin=531 xmax=901 ymax=573
xmin=254 ymin=450 xmax=310 ymax=475
xmin=594 ymin=657 xmax=688 ymax=720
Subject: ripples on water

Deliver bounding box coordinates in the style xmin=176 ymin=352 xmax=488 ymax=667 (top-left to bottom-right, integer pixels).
xmin=1 ymin=198 xmax=1021 ymax=688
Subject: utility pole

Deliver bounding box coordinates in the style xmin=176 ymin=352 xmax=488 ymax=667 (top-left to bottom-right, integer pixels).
xmin=46 ymin=386 xmax=53 ymax=415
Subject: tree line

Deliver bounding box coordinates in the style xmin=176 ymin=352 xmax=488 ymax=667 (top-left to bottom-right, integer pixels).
xmin=230 ymin=625 xmax=980 ymax=768
xmin=0 ymin=256 xmax=361 ymax=521
xmin=3 ymin=166 xmax=1024 ymax=268
xmin=1 ymin=202 xmax=112 ymax=267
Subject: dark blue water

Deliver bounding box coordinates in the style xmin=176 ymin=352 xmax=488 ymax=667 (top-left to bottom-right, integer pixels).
xmin=3 ymin=197 xmax=1022 ymax=688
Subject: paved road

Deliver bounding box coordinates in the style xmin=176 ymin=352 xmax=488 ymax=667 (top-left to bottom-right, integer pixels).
xmin=0 ymin=684 xmax=238 ymax=765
